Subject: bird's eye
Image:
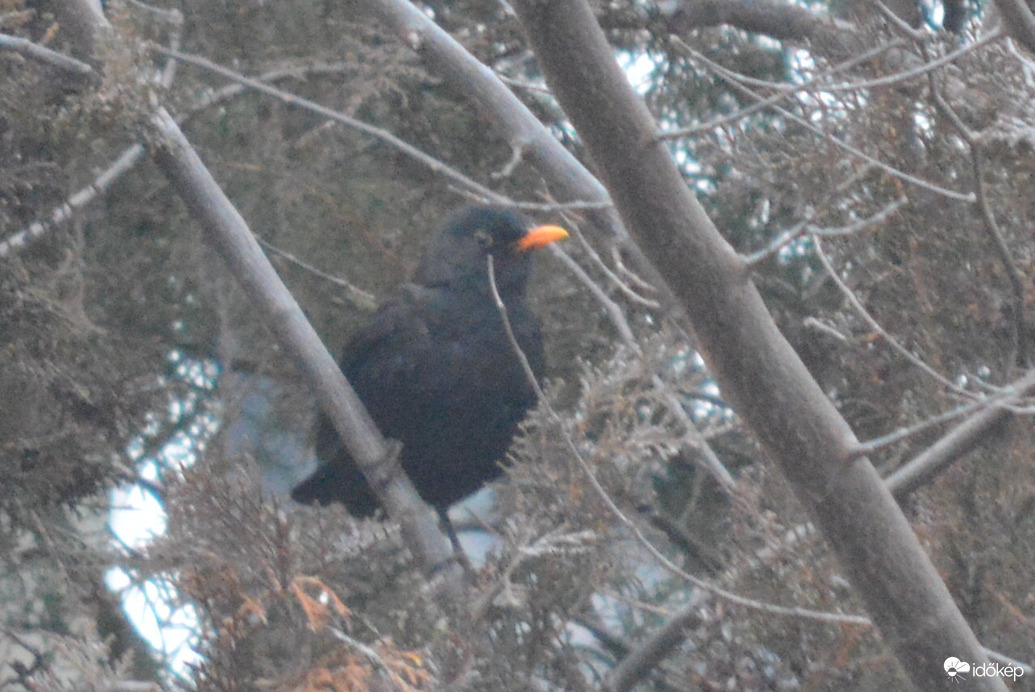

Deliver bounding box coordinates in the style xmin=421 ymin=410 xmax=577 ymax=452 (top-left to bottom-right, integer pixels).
xmin=474 ymin=229 xmax=493 ymax=249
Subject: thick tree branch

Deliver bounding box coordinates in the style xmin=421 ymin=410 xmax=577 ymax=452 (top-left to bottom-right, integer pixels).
xmin=659 ymin=0 xmax=855 ymax=45
xmin=55 ymin=0 xmax=459 ymax=587
xmin=993 ymin=0 xmax=1035 ymax=54
xmin=508 ymin=1 xmax=1001 ymax=689
xmin=607 ymin=603 xmax=702 ymax=692
xmin=361 ymin=0 xmax=691 ymax=328
xmin=594 ymin=0 xmax=857 ymax=48
xmin=145 ymin=108 xmax=457 ymax=580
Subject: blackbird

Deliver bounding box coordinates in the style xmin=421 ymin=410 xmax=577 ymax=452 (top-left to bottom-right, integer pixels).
xmin=291 ymin=206 xmax=568 ymax=516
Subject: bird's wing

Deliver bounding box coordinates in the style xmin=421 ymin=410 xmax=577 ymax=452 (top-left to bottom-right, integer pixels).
xmin=338 ymin=283 xmax=439 ymax=390
xmin=300 ymin=285 xmax=440 ymax=513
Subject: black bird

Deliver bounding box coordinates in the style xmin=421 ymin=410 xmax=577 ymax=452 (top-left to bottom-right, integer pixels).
xmin=291 ymin=206 xmax=568 ymax=516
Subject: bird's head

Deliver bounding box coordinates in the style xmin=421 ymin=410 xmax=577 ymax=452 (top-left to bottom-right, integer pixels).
xmin=415 ymin=206 xmax=568 ymax=296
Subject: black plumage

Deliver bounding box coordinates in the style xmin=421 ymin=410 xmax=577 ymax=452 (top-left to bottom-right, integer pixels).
xmin=291 ymin=206 xmax=567 ymax=516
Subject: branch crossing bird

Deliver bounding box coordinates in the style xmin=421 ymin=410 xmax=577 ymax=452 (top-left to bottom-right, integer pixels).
xmin=291 ymin=206 xmax=568 ymax=516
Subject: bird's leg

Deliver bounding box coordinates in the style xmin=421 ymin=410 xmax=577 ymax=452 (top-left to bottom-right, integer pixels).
xmin=437 ymin=507 xmax=474 ymax=575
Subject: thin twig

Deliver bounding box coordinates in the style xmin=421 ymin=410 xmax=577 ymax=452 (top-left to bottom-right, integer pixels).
xmin=152 ymin=3 xmax=183 ymax=90
xmin=848 ymin=395 xmax=1003 ymax=460
xmin=742 ymin=212 xmax=816 ymax=267
xmin=743 ymin=168 xmax=904 ymax=266
xmin=548 ymin=245 xmax=637 ymax=345
xmin=660 ymin=38 xmax=910 ymax=139
xmin=886 ymin=367 xmax=1035 ymax=498
xmin=813 ymin=235 xmax=982 ymax=396
xmin=124 ymin=0 xmax=183 ymax=25
xmin=564 ymin=217 xmax=660 ymax=308
xmin=254 ymin=236 xmax=376 ymax=310
xmin=970 ymin=148 xmax=1028 ymax=365
xmin=328 ymin=627 xmax=411 ymax=685
xmin=654 ymin=381 xmax=736 ymax=491
xmin=872 ymin=0 xmax=928 ymax=39
xmin=541 ymin=241 xmax=731 ymax=488
xmin=668 ymin=32 xmax=998 ymax=105
xmin=0 ymin=34 xmax=99 ymax=83
xmin=609 ymin=244 xmax=657 ymax=294
xmin=152 ymin=44 xmax=505 ymax=204
xmin=810 ymin=196 xmax=907 ymax=237
xmin=820 ymin=32 xmax=1000 ymax=93
xmin=447 ymin=188 xmax=612 ymax=212
xmin=930 ymin=83 xmax=1029 ymax=366
xmin=0 ymin=146 xmax=145 ymax=258
xmin=747 ymin=194 xmax=907 ymax=266
xmin=674 ymin=39 xmax=976 ymax=203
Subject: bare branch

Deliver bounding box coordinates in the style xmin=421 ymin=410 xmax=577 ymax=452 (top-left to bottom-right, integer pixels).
xmin=0 ymin=35 xmax=99 ymax=84
xmin=849 ymin=395 xmax=1006 ymax=460
xmin=812 ymin=32 xmax=1001 ymax=93
xmin=653 ymin=0 xmax=856 ymax=46
xmin=0 ymin=146 xmax=145 ymax=259
xmin=674 ymin=39 xmax=977 ymax=203
xmin=653 ymin=382 xmax=736 ymax=491
xmin=810 ymin=196 xmax=908 ymax=237
xmin=362 ymin=0 xmax=693 ymax=333
xmin=564 ymin=217 xmax=659 ymax=309
xmin=742 ymin=212 xmax=816 ymax=267
xmin=664 ymin=32 xmax=1000 ymax=99
xmin=1 ymin=61 xmax=361 ymax=259
xmin=152 ymin=45 xmax=505 ymax=204
xmin=447 ymin=188 xmax=611 ymax=212
xmin=607 ymin=604 xmax=702 ymax=692
xmin=254 ymin=235 xmax=377 ymax=311
xmin=971 ymin=151 xmax=1029 ymax=365
xmin=873 ymin=0 xmax=928 ymax=39
xmin=886 ymin=368 xmax=1035 ymax=498
xmin=746 ymin=198 xmax=908 ymax=267
xmin=659 ymin=38 xmax=910 ymax=140
xmin=145 ymin=107 xmax=459 ymax=583
xmin=509 ymin=1 xmax=1000 ymax=688
xmin=993 ymin=0 xmax=1035 ymax=54
xmin=548 ymin=245 xmax=637 ymax=345
xmin=122 ymin=0 xmax=182 ymax=26
xmin=931 ymin=85 xmax=1031 ymax=366
xmin=813 ymin=236 xmax=981 ymax=396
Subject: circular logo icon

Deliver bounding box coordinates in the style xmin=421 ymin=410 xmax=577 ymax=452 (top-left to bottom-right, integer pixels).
xmin=944 ymin=657 xmax=971 ymax=680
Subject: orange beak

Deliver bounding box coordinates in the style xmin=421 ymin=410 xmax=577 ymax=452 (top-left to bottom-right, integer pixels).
xmin=517 ymin=224 xmax=569 ymax=252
